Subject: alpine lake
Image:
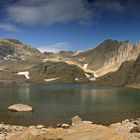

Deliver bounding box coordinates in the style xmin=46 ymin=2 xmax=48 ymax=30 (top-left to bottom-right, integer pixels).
xmin=0 ymin=84 xmax=140 ymax=126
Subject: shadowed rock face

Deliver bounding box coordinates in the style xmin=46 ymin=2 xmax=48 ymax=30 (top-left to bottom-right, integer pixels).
xmin=95 ymin=61 xmax=134 ymax=86
xmin=127 ymin=54 xmax=140 ymax=88
xmin=29 ymin=61 xmax=89 ymax=83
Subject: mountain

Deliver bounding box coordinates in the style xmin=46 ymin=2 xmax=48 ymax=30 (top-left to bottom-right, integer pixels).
xmin=0 ymin=39 xmax=94 ymax=84
xmin=58 ymin=51 xmax=75 ymax=57
xmin=74 ymin=39 xmax=140 ymax=76
xmin=95 ymin=54 xmax=140 ymax=88
xmin=0 ymin=39 xmax=43 ymax=61
xmin=0 ymin=38 xmax=140 ymax=87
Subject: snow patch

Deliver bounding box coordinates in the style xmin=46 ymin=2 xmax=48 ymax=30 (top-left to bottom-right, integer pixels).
xmin=85 ymin=73 xmax=90 ymax=79
xmin=94 ymin=73 xmax=99 ymax=78
xmin=84 ymin=64 xmax=88 ymax=69
xmin=17 ymin=71 xmax=30 ymax=79
xmin=44 ymin=77 xmax=60 ymax=82
xmin=75 ymin=78 xmax=79 ymax=81
xmin=85 ymin=73 xmax=95 ymax=81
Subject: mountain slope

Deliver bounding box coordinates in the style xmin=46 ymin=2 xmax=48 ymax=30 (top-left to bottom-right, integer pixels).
xmin=29 ymin=61 xmax=90 ymax=83
xmin=94 ymin=61 xmax=134 ymax=86
xmin=95 ymin=54 xmax=140 ymax=88
xmin=127 ymin=54 xmax=140 ymax=88
xmin=0 ymin=39 xmax=43 ymax=61
xmin=74 ymin=39 xmax=140 ymax=76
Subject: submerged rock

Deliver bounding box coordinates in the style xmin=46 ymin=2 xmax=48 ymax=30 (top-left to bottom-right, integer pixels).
xmin=8 ymin=104 xmax=32 ymax=112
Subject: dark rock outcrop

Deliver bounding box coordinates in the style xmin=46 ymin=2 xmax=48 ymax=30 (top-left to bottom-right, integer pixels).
xmin=29 ymin=61 xmax=89 ymax=83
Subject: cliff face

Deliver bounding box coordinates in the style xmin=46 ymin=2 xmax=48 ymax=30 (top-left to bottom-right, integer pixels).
xmin=127 ymin=54 xmax=140 ymax=88
xmin=95 ymin=61 xmax=134 ymax=86
xmin=74 ymin=40 xmax=140 ymax=76
xmin=95 ymin=54 xmax=140 ymax=88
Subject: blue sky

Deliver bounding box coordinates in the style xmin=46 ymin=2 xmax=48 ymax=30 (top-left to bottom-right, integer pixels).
xmin=0 ymin=0 xmax=140 ymax=52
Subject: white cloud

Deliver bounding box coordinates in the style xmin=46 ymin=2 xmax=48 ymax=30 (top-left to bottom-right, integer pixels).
xmin=38 ymin=42 xmax=70 ymax=53
xmin=0 ymin=23 xmax=21 ymax=32
xmin=6 ymin=0 xmax=124 ymax=26
xmin=7 ymin=0 xmax=91 ymax=25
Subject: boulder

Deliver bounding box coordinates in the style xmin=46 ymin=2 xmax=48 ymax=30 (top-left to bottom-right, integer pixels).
xmin=61 ymin=124 xmax=70 ymax=129
xmin=6 ymin=126 xmax=43 ymax=140
xmin=71 ymin=115 xmax=82 ymax=126
xmin=36 ymin=125 xmax=45 ymax=129
xmin=8 ymin=104 xmax=32 ymax=112
xmin=130 ymin=126 xmax=140 ymax=133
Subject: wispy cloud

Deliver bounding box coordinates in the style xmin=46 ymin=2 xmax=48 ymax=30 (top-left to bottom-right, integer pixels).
xmin=38 ymin=42 xmax=70 ymax=53
xmin=0 ymin=22 xmax=22 ymax=32
xmin=6 ymin=0 xmax=124 ymax=26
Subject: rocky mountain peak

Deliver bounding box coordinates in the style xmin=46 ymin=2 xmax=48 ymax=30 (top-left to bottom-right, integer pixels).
xmin=0 ymin=38 xmax=43 ymax=61
xmin=0 ymin=38 xmax=22 ymax=45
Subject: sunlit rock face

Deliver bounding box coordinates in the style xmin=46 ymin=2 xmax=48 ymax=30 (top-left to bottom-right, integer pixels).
xmin=94 ymin=54 xmax=140 ymax=88
xmin=74 ymin=39 xmax=140 ymax=76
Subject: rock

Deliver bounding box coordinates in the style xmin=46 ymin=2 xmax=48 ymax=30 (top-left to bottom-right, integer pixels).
xmin=61 ymin=124 xmax=70 ymax=129
xmin=132 ymin=118 xmax=140 ymax=125
xmin=130 ymin=126 xmax=140 ymax=133
xmin=6 ymin=126 xmax=40 ymax=140
xmin=45 ymin=122 xmax=128 ymax=140
xmin=36 ymin=125 xmax=45 ymax=129
xmin=0 ymin=134 xmax=5 ymax=139
xmin=47 ymin=126 xmax=54 ymax=129
xmin=83 ymin=121 xmax=93 ymax=124
xmin=71 ymin=115 xmax=82 ymax=126
xmin=57 ymin=124 xmax=62 ymax=128
xmin=0 ymin=124 xmax=4 ymax=131
xmin=8 ymin=104 xmax=32 ymax=112
xmin=122 ymin=119 xmax=130 ymax=124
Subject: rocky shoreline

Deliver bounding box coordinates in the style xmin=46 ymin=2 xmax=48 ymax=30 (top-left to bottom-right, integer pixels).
xmin=1 ymin=116 xmax=140 ymax=140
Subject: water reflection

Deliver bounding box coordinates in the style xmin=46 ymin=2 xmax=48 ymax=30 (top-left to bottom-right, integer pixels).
xmin=18 ymin=85 xmax=30 ymax=102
